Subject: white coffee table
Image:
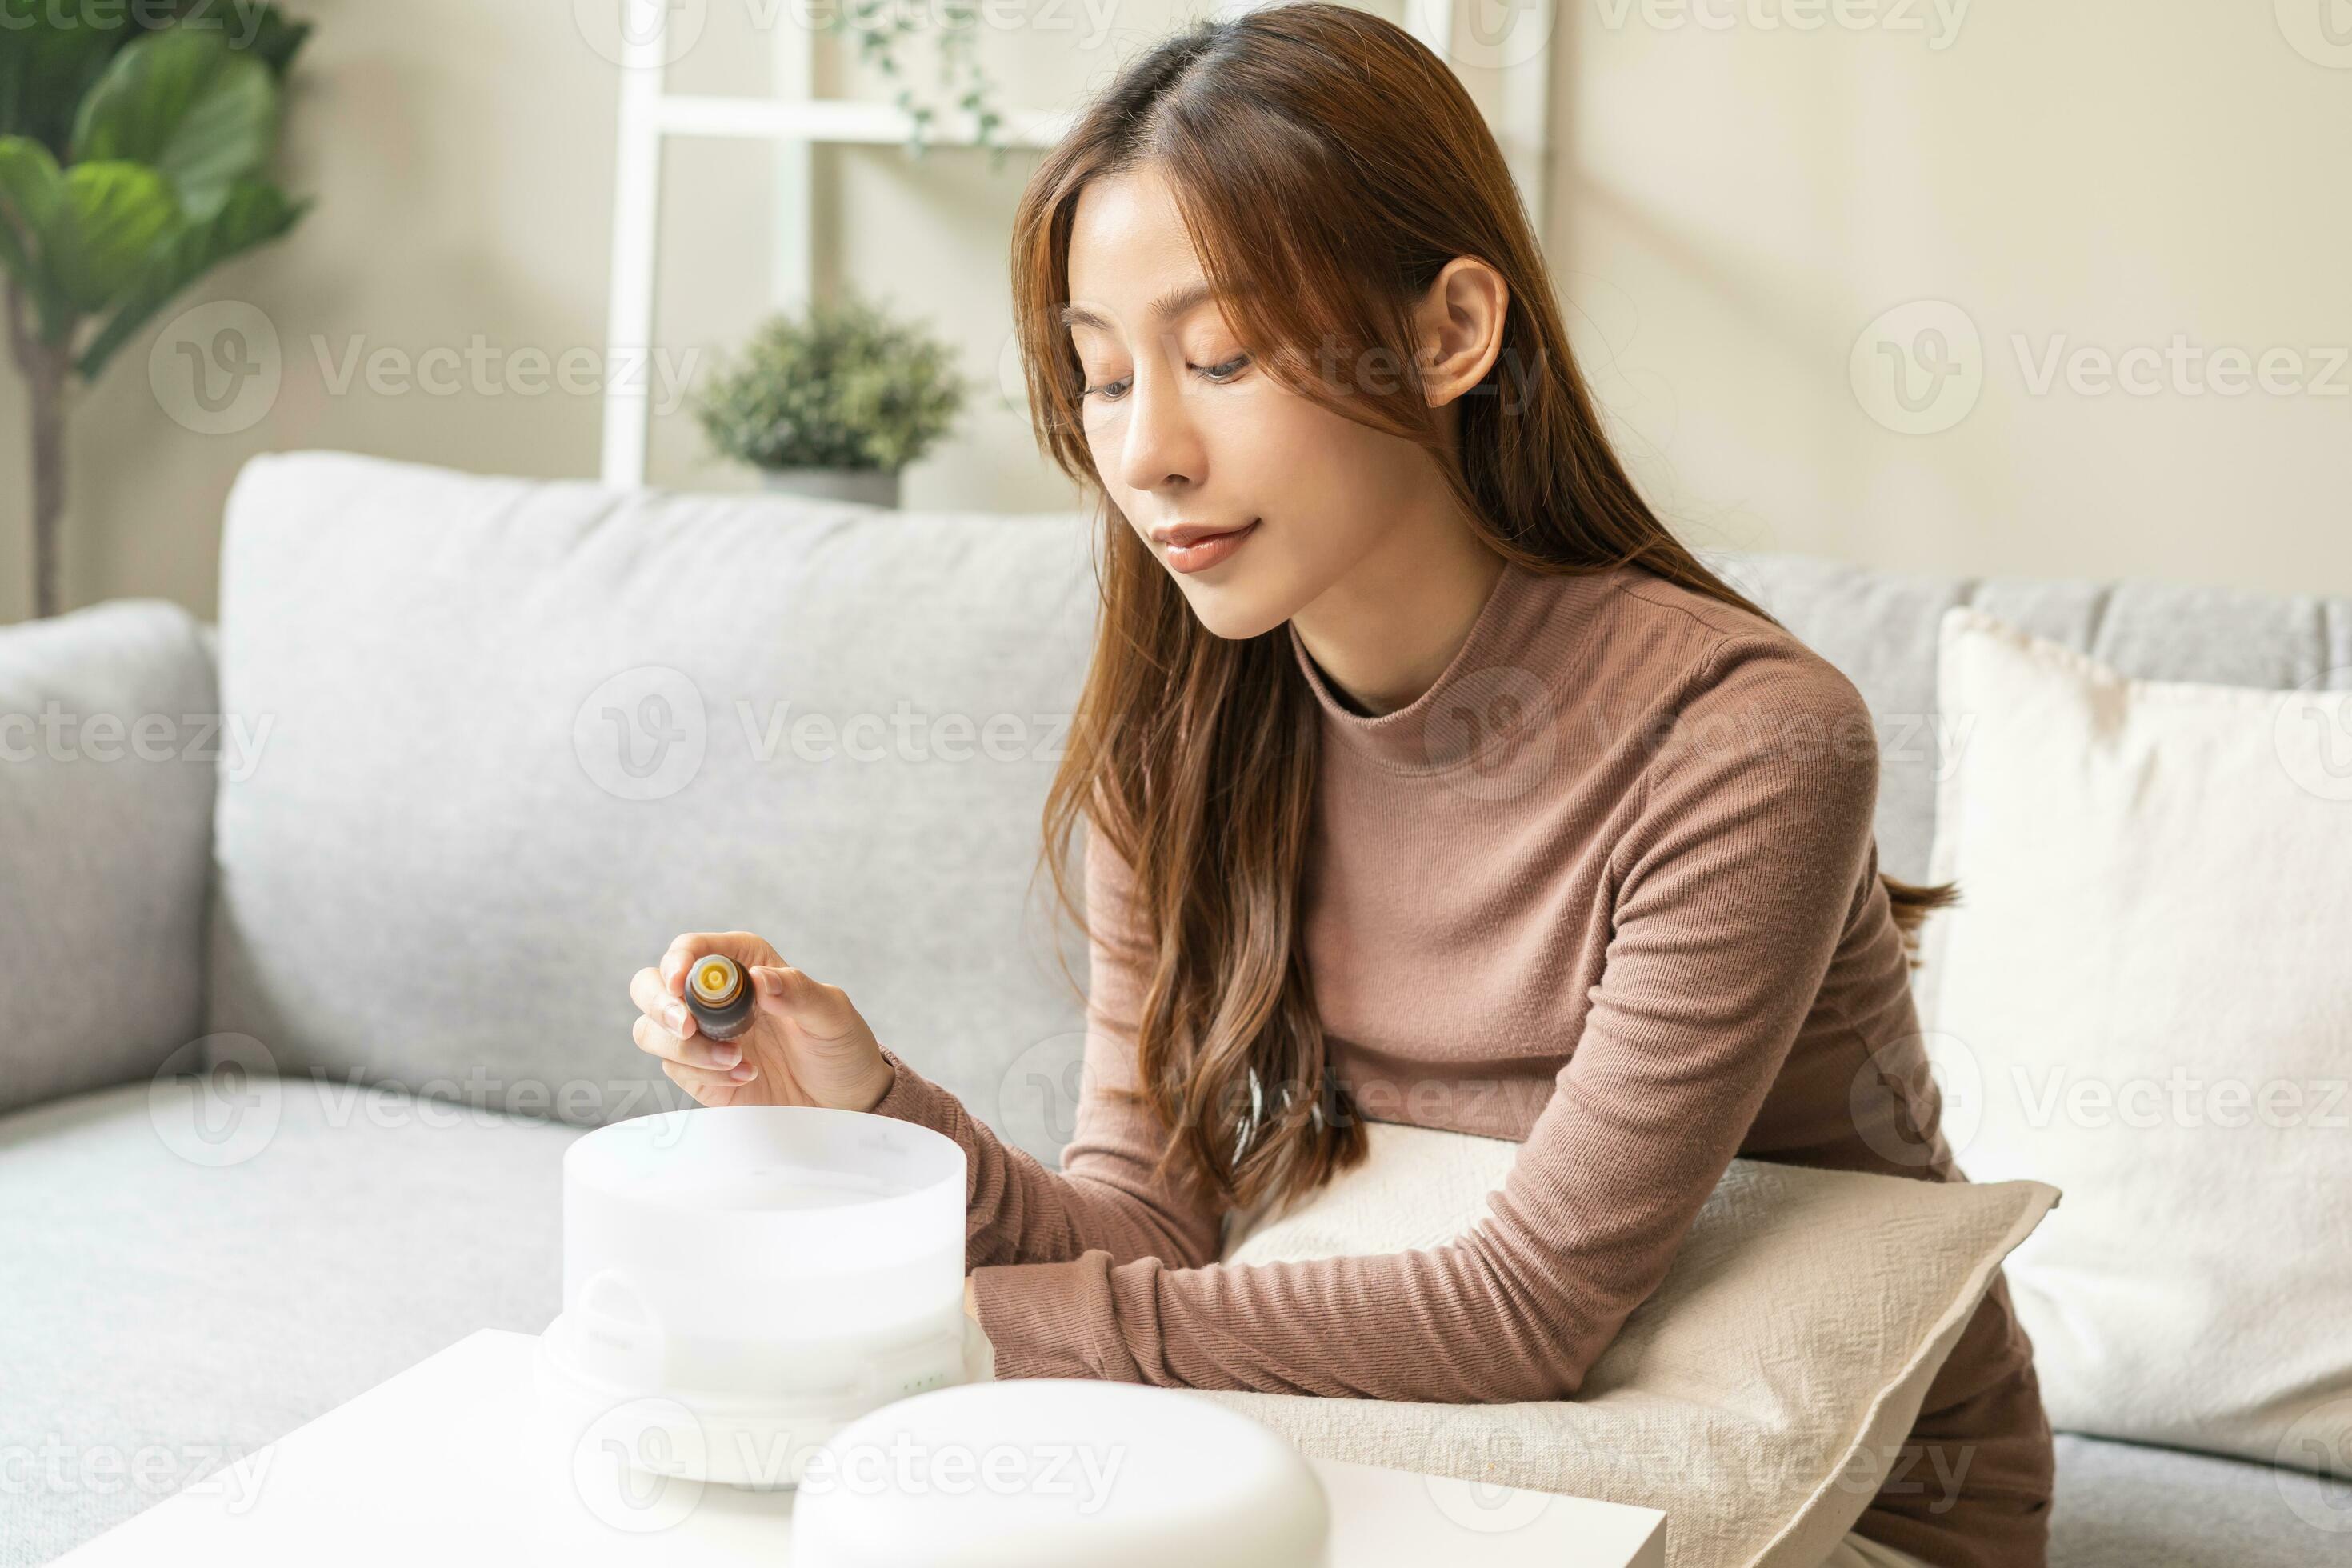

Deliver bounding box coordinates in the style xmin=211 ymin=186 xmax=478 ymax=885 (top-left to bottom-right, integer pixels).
xmin=53 ymin=1329 xmax=1666 ymax=1566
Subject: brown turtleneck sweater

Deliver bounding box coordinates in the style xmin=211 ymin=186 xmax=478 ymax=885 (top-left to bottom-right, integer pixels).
xmin=869 ymin=556 xmax=2054 ymax=1568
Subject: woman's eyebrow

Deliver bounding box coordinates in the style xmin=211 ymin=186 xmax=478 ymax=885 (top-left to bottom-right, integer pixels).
xmin=1060 ymin=280 xmax=1247 ymax=334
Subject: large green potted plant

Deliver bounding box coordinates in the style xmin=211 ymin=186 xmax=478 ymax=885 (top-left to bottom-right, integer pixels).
xmin=0 ymin=4 xmax=311 ymax=618
xmin=694 ymin=290 xmax=969 ymax=510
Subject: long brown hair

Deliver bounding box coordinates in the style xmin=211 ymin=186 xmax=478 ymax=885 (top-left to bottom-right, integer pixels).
xmin=1010 ymin=2 xmax=1957 ymax=1219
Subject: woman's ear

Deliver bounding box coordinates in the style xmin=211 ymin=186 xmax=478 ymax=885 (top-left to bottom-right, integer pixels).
xmin=1411 ymin=256 xmax=1510 ymax=408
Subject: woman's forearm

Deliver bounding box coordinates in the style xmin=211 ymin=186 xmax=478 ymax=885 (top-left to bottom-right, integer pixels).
xmin=867 ymin=1042 xmax=1224 ymax=1274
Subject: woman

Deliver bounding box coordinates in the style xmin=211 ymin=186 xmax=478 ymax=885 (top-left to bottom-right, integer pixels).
xmin=627 ymin=7 xmax=2053 ymax=1565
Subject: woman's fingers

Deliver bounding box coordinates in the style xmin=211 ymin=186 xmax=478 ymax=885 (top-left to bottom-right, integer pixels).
xmin=629 ymin=965 xmax=698 ymax=1038
xmin=658 ymin=931 xmax=782 ymax=996
xmin=749 ymin=963 xmax=862 ymax=1042
xmin=631 ymin=1006 xmax=753 ymax=1076
xmin=661 ymin=1057 xmax=757 ymax=1105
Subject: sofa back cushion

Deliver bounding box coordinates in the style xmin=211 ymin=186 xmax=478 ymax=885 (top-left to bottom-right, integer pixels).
xmin=1699 ymin=551 xmax=2352 ymax=885
xmin=206 ymin=452 xmax=1097 ymax=1152
xmin=1 ymin=600 xmax=217 ymax=1116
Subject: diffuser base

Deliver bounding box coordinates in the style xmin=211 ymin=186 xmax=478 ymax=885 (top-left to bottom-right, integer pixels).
xmin=532 ymin=1310 xmax=994 ymax=1490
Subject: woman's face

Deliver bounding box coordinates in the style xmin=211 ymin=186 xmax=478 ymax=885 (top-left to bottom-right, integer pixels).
xmin=1063 ymin=164 xmax=1453 ymax=641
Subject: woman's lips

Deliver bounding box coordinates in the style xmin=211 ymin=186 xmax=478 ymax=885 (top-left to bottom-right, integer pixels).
xmin=1164 ymin=519 xmax=1260 ymax=574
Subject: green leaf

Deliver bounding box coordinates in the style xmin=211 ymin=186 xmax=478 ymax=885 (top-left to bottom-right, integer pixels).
xmin=0 ymin=196 xmax=26 ymax=274
xmin=51 ymin=161 xmax=178 ymax=314
xmin=128 ymin=3 xmax=314 ymax=76
xmin=78 ymin=178 xmax=305 ymax=379
xmin=0 ymin=0 xmax=130 ymax=158
xmin=247 ymin=10 xmax=313 ymax=76
xmin=0 ymin=135 xmax=74 ymax=338
xmin=0 ymin=135 xmax=65 ymax=240
xmin=70 ymin=26 xmax=278 ymax=223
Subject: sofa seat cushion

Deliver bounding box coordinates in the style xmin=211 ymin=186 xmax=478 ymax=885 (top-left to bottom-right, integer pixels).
xmin=0 ymin=1074 xmax=580 ymax=1566
xmin=2050 ymin=1433 xmax=2350 ymax=1567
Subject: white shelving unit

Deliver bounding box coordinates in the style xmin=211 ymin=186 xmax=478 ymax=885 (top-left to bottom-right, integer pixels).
xmin=598 ymin=0 xmax=1556 ymax=489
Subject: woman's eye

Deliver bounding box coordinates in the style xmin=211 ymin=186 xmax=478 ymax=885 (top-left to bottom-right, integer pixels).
xmin=1082 ymin=354 xmax=1250 ymax=403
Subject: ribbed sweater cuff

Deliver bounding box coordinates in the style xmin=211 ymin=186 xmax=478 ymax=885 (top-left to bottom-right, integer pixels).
xmin=968 ymin=1251 xmax=1142 ymax=1382
xmin=866 ymin=1042 xmax=963 ymax=1139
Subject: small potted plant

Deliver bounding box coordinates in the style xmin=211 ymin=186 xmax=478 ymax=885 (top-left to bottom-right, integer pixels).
xmin=694 ymin=290 xmax=968 ymax=509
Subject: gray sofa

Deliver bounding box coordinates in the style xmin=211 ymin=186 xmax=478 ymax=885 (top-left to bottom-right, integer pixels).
xmin=2 ymin=450 xmax=2342 ymax=1566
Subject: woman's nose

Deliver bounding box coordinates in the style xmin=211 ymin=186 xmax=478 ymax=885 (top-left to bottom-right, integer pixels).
xmin=1111 ymin=352 xmax=1205 ymax=496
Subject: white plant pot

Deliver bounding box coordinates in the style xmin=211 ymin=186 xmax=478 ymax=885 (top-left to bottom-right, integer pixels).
xmin=760 ymin=466 xmax=902 ymax=509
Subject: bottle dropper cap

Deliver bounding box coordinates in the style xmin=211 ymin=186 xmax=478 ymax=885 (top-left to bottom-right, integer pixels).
xmin=684 ymin=954 xmax=755 ymax=1042
xmin=690 ymin=955 xmax=742 ymax=1008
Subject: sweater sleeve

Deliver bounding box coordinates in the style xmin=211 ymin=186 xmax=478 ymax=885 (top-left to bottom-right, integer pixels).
xmin=864 ymin=817 xmax=1226 ymax=1277
xmin=958 ymin=638 xmax=1884 ymax=1398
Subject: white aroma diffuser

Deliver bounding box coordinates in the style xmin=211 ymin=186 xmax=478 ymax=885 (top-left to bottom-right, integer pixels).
xmin=533 ymin=1104 xmax=990 ymax=1488
xmin=792 ymin=1378 xmax=1332 ymax=1566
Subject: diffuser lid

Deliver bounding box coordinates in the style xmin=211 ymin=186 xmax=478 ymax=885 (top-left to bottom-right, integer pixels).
xmin=790 ymin=1378 xmax=1329 ymax=1567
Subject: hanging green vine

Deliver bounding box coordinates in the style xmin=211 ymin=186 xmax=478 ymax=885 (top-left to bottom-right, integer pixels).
xmin=829 ymin=0 xmax=1014 ymax=168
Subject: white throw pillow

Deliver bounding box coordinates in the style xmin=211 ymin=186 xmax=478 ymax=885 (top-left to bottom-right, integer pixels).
xmin=1197 ymin=1122 xmax=2057 ymax=1568
xmin=1915 ymin=605 xmax=2352 ymax=1471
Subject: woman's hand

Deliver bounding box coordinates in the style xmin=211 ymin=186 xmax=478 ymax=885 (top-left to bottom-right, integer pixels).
xmin=629 ymin=931 xmax=896 ymax=1113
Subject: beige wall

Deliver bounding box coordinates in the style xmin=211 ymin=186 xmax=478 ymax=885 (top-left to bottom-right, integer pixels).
xmin=4 ymin=0 xmax=2346 ymax=626
xmin=1558 ymin=1 xmax=2352 ymax=594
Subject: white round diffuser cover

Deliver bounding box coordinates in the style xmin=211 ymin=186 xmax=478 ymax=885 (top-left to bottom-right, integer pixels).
xmin=535 ymin=1105 xmax=987 ymax=1488
xmin=791 ymin=1378 xmax=1330 ymax=1567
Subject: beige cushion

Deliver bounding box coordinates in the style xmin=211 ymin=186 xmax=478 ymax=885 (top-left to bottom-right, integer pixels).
xmin=1916 ymin=606 xmax=2352 ymax=1470
xmin=1197 ymin=1121 xmax=2056 ymax=1568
